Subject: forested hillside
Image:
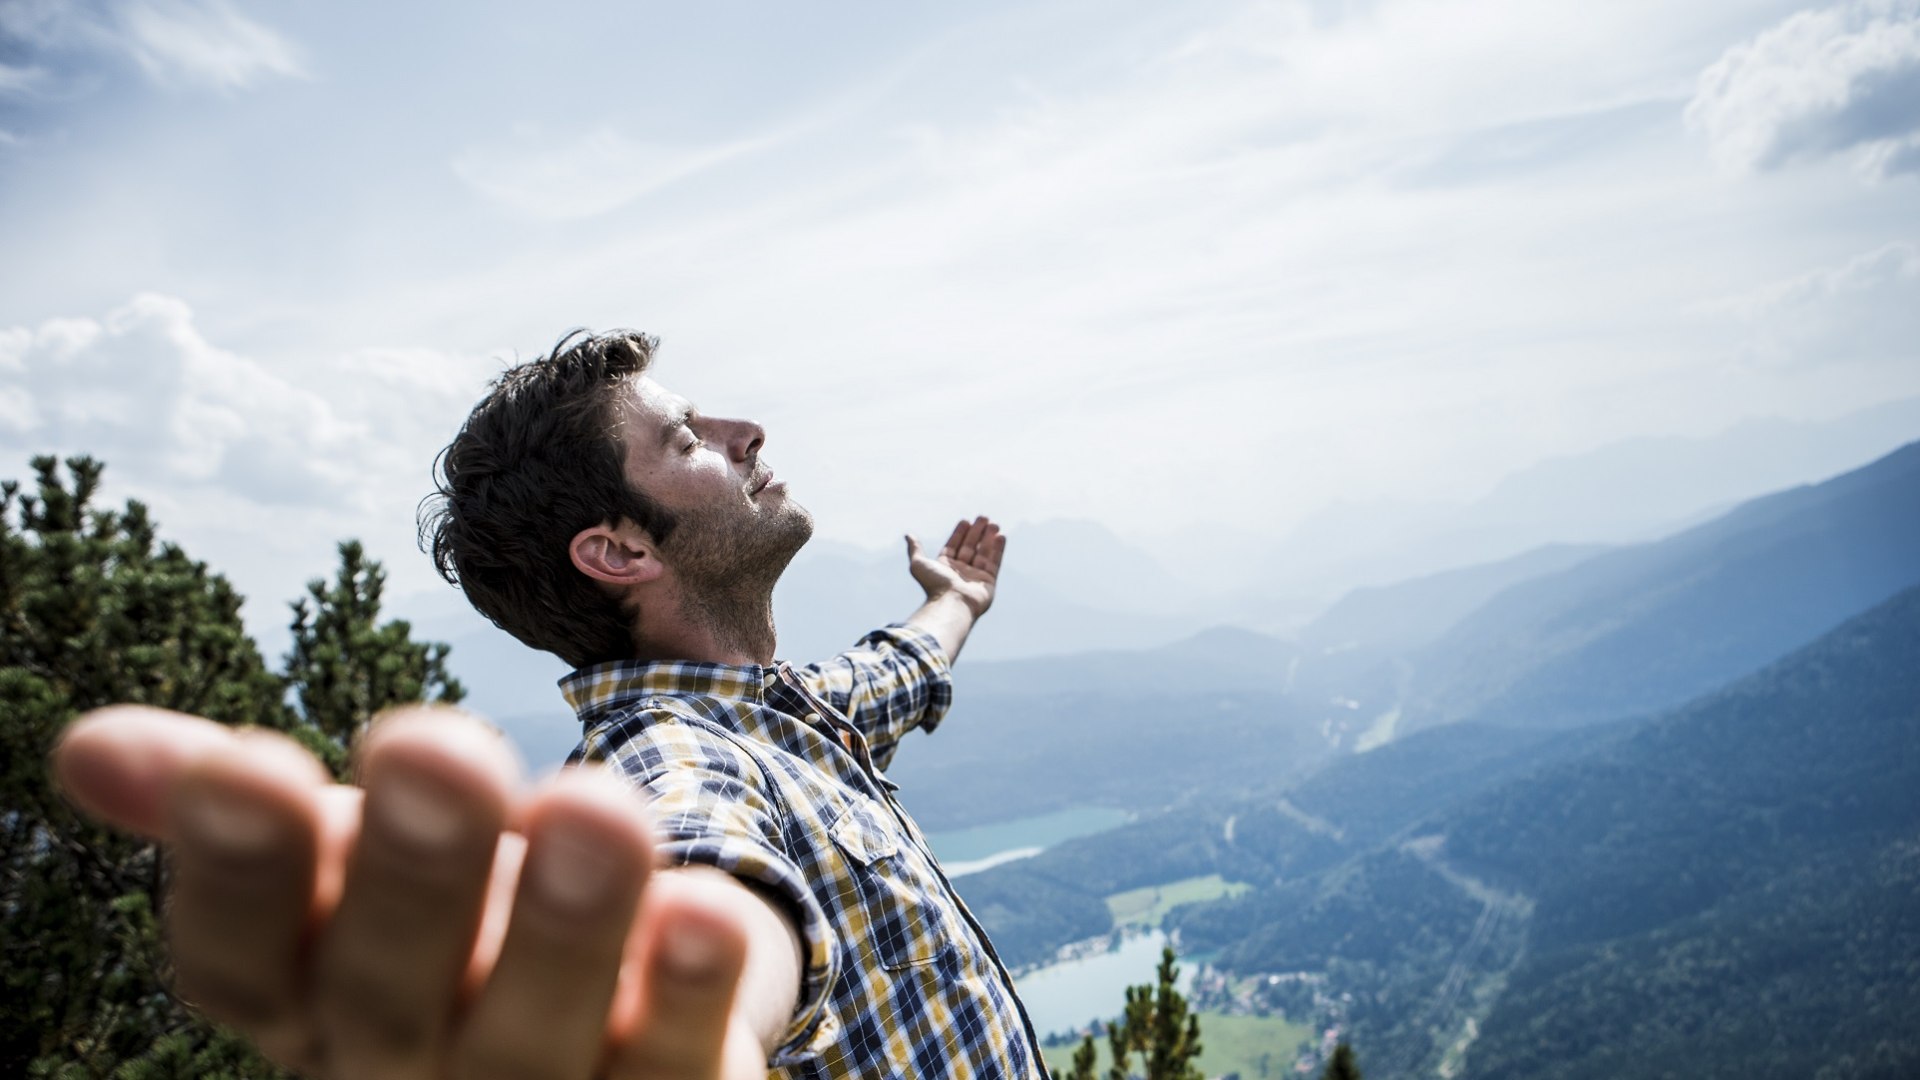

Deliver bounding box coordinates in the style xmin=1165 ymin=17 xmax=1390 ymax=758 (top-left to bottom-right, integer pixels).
xmin=1435 ymin=584 xmax=1920 ymax=1078
xmin=1165 ymin=585 xmax=1920 ymax=1077
xmin=958 ymin=719 xmax=1610 ymax=968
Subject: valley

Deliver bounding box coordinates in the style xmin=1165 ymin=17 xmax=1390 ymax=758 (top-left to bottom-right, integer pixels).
xmin=901 ymin=442 xmax=1920 ymax=1078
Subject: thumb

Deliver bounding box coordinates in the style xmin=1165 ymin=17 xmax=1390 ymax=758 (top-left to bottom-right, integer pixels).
xmin=904 ymin=534 xmax=923 ymax=561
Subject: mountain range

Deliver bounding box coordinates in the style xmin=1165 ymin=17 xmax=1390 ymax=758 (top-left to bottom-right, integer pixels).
xmin=932 ymin=439 xmax=1920 ymax=1078
xmin=1395 ymin=438 xmax=1920 ymax=732
xmin=889 ymin=435 xmax=1920 ymax=840
xmin=1178 ymin=393 xmax=1920 ymax=604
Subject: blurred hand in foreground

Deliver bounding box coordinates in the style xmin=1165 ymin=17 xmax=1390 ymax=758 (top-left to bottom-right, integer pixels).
xmin=53 ymin=705 xmax=793 ymax=1080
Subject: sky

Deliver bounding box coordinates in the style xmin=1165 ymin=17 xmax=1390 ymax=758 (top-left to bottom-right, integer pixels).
xmin=3 ymin=0 xmax=1918 ymax=657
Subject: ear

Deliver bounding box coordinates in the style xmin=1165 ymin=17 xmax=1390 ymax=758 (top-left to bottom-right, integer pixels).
xmin=569 ymin=521 xmax=665 ymax=588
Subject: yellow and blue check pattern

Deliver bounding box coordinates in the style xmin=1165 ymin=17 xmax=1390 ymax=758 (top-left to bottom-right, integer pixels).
xmin=562 ymin=625 xmax=1045 ymax=1079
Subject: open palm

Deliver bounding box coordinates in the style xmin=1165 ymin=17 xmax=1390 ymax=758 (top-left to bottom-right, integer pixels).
xmin=907 ymin=516 xmax=1005 ymax=617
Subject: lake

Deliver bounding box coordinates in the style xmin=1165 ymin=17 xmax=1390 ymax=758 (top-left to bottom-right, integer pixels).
xmin=921 ymin=805 xmax=1189 ymax=1041
xmin=1013 ymin=930 xmax=1195 ymax=1042
xmin=923 ymin=805 xmax=1131 ymax=876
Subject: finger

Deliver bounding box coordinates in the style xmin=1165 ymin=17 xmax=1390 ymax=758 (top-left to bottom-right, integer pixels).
xmin=956 ymin=515 xmax=990 ymax=562
xmin=940 ymin=518 xmax=968 ymax=558
xmin=606 ymin=877 xmax=750 ymax=1080
xmin=54 ymin=705 xmax=245 ymax=839
xmin=165 ymin=728 xmax=334 ymax=1068
xmin=312 ymin=707 xmax=522 ymax=1079
xmin=983 ymin=528 xmax=1007 ymax=575
xmin=453 ymin=766 xmax=655 ymax=1080
xmin=968 ymin=519 xmax=1000 ymax=566
xmin=903 ymin=534 xmax=923 ymax=563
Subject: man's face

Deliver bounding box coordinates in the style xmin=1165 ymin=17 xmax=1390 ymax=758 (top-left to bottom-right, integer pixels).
xmin=616 ymin=375 xmax=813 ymax=588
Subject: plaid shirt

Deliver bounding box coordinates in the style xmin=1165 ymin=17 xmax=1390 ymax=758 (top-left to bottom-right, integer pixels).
xmin=562 ymin=625 xmax=1045 ymax=1079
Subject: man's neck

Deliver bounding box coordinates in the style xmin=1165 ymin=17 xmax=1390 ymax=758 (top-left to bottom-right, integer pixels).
xmin=631 ymin=579 xmax=778 ymax=666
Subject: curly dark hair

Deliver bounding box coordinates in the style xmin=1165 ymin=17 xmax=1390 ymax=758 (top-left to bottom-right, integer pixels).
xmin=420 ymin=329 xmax=678 ymax=668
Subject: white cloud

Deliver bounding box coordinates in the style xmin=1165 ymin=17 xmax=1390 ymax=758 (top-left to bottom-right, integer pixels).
xmin=1687 ymin=0 xmax=1920 ymax=178
xmin=0 ymin=294 xmax=488 ymax=511
xmin=115 ymin=0 xmax=304 ymax=88
xmin=1 ymin=295 xmax=335 ymax=499
xmin=452 ymin=125 xmax=785 ymax=220
xmin=0 ymin=294 xmax=506 ymax=648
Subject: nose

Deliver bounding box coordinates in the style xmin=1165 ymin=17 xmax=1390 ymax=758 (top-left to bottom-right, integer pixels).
xmin=720 ymin=417 xmax=765 ymax=463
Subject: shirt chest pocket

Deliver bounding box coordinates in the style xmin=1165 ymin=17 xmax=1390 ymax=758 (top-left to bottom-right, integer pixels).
xmin=828 ymin=803 xmax=956 ymax=971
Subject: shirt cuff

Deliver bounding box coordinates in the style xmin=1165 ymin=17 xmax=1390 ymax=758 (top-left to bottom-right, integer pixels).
xmin=652 ymin=834 xmax=841 ymax=1063
xmin=866 ymin=622 xmax=955 ymax=734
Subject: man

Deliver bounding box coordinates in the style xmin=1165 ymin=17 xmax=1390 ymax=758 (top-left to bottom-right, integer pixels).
xmin=53 ymin=330 xmax=1044 ymax=1079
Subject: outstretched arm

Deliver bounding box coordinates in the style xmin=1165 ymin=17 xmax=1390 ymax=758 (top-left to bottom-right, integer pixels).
xmin=52 ymin=705 xmax=800 ymax=1080
xmin=903 ymin=515 xmax=1006 ymax=664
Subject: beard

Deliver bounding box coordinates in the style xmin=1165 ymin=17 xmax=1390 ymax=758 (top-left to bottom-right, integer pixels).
xmin=663 ymin=493 xmax=814 ymax=649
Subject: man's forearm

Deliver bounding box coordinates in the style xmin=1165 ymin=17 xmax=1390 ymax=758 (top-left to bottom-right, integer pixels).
xmin=904 ymin=589 xmax=980 ymax=664
xmin=899 ymin=518 xmax=1000 ymax=663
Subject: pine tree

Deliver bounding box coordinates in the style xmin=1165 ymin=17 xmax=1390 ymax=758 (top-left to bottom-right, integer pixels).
xmin=1320 ymin=1042 xmax=1362 ymax=1080
xmin=1 ymin=456 xmax=292 ymax=1076
xmin=1066 ymin=1031 xmax=1100 ymax=1080
xmin=1 ymin=455 xmax=463 ymax=1076
xmin=1066 ymin=946 xmax=1205 ymax=1080
xmin=285 ymin=539 xmax=465 ymax=778
xmin=1145 ymin=948 xmax=1204 ymax=1080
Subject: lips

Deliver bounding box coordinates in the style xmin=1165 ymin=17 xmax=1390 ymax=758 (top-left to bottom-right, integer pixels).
xmin=750 ymin=468 xmax=775 ymax=495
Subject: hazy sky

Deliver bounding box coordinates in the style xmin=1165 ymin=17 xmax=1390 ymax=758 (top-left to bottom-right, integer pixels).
xmin=3 ymin=0 xmax=1918 ymax=649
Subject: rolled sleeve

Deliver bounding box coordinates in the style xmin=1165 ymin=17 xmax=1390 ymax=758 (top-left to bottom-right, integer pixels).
xmin=793 ymin=623 xmax=954 ymax=771
xmin=578 ymin=707 xmax=840 ymax=1061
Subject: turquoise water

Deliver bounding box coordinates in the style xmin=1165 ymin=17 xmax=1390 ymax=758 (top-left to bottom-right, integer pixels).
xmin=1014 ymin=932 xmax=1194 ymax=1042
xmin=923 ymin=805 xmax=1131 ymax=863
xmin=921 ymin=804 xmax=1170 ymax=1038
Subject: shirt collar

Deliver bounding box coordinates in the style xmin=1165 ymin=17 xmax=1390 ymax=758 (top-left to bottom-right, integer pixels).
xmin=560 ymin=657 xmax=785 ymax=725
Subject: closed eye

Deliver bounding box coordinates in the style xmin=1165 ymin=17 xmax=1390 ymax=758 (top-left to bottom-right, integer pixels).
xmin=663 ymin=401 xmax=704 ymax=453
